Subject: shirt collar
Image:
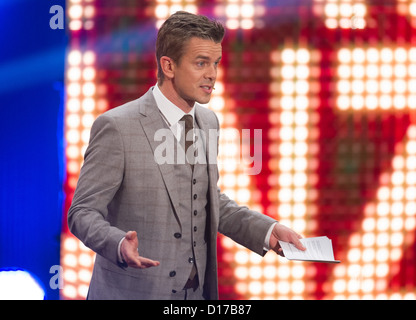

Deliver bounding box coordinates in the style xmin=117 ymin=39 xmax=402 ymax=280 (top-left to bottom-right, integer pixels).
xmin=152 ymin=83 xmax=195 ymax=127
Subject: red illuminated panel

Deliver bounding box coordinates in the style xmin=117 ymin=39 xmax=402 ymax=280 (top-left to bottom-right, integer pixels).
xmin=326 ymin=47 xmax=416 ymax=299
xmin=329 ymin=123 xmax=416 ymax=299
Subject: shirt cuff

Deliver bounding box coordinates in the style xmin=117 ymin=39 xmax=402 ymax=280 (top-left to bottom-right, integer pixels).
xmin=117 ymin=237 xmax=125 ymax=263
xmin=263 ymin=222 xmax=277 ymax=252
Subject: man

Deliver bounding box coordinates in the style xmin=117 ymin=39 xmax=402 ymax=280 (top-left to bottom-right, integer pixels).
xmin=68 ymin=11 xmax=305 ymax=300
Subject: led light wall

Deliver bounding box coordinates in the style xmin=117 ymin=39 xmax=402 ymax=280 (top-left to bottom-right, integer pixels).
xmin=327 ymin=47 xmax=416 ymax=299
xmin=62 ymin=0 xmax=102 ymax=300
xmin=62 ymin=0 xmax=416 ymax=300
xmin=330 ymin=124 xmax=416 ymax=299
xmin=337 ymin=47 xmax=416 ymax=111
xmin=314 ymin=0 xmax=367 ymax=29
xmin=68 ymin=0 xmax=95 ymax=31
xmin=154 ymin=0 xmax=198 ymax=28
xmin=265 ymin=47 xmax=320 ymax=299
xmin=62 ymin=49 xmax=100 ymax=299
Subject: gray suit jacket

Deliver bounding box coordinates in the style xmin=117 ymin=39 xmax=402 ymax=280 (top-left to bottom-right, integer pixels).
xmin=68 ymin=87 xmax=276 ymax=299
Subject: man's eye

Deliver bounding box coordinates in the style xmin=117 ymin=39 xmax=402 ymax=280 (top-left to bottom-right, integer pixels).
xmin=197 ymin=61 xmax=205 ymax=67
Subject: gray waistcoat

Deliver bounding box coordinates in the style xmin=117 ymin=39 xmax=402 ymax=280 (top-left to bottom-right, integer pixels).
xmin=172 ymin=119 xmax=209 ymax=291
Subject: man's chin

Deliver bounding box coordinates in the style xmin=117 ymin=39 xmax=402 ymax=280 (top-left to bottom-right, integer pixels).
xmin=196 ymin=95 xmax=212 ymax=105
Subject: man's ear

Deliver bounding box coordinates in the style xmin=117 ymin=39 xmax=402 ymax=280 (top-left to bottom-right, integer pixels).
xmin=160 ymin=56 xmax=175 ymax=80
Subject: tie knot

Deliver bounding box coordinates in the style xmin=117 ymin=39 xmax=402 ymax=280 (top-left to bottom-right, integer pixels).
xmin=180 ymin=114 xmax=193 ymax=129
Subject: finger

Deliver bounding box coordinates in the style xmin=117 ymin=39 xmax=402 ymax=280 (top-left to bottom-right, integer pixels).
xmin=292 ymin=237 xmax=306 ymax=251
xmin=129 ymin=256 xmax=160 ymax=269
xmin=125 ymin=230 xmax=137 ymax=241
xmin=137 ymin=256 xmax=160 ymax=268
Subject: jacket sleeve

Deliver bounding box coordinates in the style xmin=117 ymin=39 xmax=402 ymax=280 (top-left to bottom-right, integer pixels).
xmin=67 ymin=114 xmax=127 ymax=267
xmin=217 ymin=187 xmax=276 ymax=256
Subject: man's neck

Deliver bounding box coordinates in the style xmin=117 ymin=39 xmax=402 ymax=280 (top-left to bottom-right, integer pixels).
xmin=158 ymin=81 xmax=194 ymax=113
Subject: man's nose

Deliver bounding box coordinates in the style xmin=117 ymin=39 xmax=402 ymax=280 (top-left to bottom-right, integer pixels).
xmin=205 ymin=64 xmax=217 ymax=81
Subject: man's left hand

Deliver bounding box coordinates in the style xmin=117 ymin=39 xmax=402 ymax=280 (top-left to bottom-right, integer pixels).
xmin=269 ymin=223 xmax=306 ymax=257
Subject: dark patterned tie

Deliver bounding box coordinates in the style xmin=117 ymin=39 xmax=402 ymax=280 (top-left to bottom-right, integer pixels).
xmin=181 ymin=114 xmax=194 ymax=169
xmin=180 ymin=115 xmax=198 ymax=286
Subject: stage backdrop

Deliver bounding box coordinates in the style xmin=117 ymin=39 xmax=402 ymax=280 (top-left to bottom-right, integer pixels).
xmin=61 ymin=0 xmax=416 ymax=300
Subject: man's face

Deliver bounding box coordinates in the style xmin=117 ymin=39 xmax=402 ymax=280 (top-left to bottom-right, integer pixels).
xmin=171 ymin=37 xmax=222 ymax=108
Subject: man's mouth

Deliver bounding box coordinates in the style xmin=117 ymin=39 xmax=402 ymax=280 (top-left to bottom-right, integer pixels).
xmin=200 ymin=85 xmax=213 ymax=93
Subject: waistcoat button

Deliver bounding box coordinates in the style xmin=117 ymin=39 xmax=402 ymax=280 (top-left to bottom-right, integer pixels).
xmin=193 ymin=179 xmax=196 ymax=184
xmin=169 ymin=271 xmax=176 ymax=277
xmin=193 ymin=194 xmax=197 ymax=200
xmin=193 ymin=210 xmax=197 ymax=216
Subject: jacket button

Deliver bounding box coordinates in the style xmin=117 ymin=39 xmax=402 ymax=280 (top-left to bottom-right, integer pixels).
xmin=174 ymin=232 xmax=181 ymax=239
xmin=169 ymin=271 xmax=176 ymax=277
xmin=188 ymin=257 xmax=194 ymax=263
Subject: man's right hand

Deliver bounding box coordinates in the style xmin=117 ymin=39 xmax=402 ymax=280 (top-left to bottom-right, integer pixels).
xmin=120 ymin=231 xmax=160 ymax=269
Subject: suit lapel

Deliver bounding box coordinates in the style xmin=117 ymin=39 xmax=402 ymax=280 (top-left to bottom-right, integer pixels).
xmin=138 ymin=88 xmax=182 ymax=227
